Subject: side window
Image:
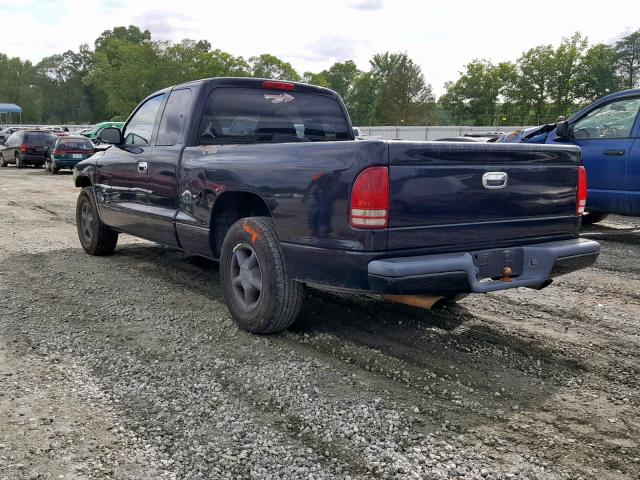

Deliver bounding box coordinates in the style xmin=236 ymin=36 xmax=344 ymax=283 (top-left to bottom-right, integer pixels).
xmin=9 ymin=132 xmax=21 ymax=146
xmin=123 ymin=95 xmax=165 ymax=146
xmin=6 ymin=132 xmax=17 ymax=146
xmin=156 ymin=89 xmax=192 ymax=146
xmin=573 ymin=97 xmax=640 ymax=139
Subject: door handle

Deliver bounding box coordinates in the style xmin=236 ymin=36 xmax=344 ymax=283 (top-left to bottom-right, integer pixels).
xmin=603 ymin=149 xmax=625 ymax=156
xmin=137 ymin=161 xmax=148 ymax=172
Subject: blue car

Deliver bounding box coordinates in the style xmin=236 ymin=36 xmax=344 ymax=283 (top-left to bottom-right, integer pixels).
xmin=498 ymin=89 xmax=640 ymax=224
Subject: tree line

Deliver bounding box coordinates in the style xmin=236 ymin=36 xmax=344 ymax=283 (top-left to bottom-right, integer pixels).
xmin=0 ymin=26 xmax=638 ymax=126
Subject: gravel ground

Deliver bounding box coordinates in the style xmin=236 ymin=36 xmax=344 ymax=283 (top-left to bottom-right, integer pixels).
xmin=1 ymin=166 xmax=639 ymax=480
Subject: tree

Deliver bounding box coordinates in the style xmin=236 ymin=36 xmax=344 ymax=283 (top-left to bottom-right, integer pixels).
xmin=86 ymin=28 xmax=164 ymax=119
xmin=438 ymin=59 xmax=515 ymax=125
xmin=576 ymin=43 xmax=620 ymax=101
xmin=369 ymin=52 xmax=434 ymax=125
xmin=615 ymin=29 xmax=640 ymax=88
xmin=348 ymin=72 xmax=378 ymax=125
xmin=548 ymin=33 xmax=588 ymax=118
xmin=248 ymin=54 xmax=300 ymax=81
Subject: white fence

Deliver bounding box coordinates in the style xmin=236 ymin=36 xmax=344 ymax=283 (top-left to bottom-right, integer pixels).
xmin=2 ymin=124 xmax=92 ymax=133
xmin=355 ymin=126 xmax=528 ymax=141
xmin=3 ymin=124 xmax=530 ymax=140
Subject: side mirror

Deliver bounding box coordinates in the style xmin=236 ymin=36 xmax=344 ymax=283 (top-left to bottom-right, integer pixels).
xmin=555 ymin=121 xmax=570 ymax=139
xmin=352 ymin=127 xmax=361 ymax=137
xmin=98 ymin=127 xmax=123 ymax=145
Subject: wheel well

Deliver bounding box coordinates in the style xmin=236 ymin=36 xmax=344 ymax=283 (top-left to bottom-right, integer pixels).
xmin=75 ymin=175 xmax=92 ymax=188
xmin=210 ymin=191 xmax=272 ymax=257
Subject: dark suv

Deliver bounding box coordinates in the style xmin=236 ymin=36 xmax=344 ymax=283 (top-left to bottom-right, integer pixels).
xmin=0 ymin=130 xmax=56 ymax=168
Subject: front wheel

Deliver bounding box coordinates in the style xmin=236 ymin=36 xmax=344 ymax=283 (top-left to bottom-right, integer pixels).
xmin=220 ymin=217 xmax=304 ymax=333
xmin=15 ymin=154 xmax=23 ymax=169
xmin=76 ymin=186 xmax=118 ymax=255
xmin=0 ymin=154 xmax=7 ymax=167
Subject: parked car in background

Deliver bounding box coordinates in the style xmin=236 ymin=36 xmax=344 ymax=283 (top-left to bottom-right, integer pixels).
xmin=0 ymin=127 xmax=24 ymax=143
xmin=498 ymin=88 xmax=640 ymax=224
xmin=45 ymin=135 xmax=95 ymax=174
xmin=437 ymin=132 xmax=503 ymax=142
xmin=73 ymin=77 xmax=598 ymax=334
xmin=0 ymin=129 xmax=56 ymax=168
xmin=81 ymin=121 xmax=124 ymax=144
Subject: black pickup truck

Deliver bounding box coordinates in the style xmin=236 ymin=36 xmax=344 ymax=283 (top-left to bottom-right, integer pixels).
xmin=74 ymin=77 xmax=599 ymax=333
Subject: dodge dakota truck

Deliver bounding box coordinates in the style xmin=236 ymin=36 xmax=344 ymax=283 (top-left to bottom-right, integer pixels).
xmin=73 ymin=77 xmax=600 ymax=333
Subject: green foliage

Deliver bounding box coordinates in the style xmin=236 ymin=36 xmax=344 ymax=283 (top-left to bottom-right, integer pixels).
xmin=439 ymin=59 xmax=515 ymax=125
xmin=443 ymin=31 xmax=635 ymax=126
xmin=369 ymin=52 xmax=434 ymax=125
xmin=0 ymin=25 xmax=636 ymax=126
xmin=615 ymin=30 xmax=640 ymax=89
xmin=248 ymin=54 xmax=301 ymax=81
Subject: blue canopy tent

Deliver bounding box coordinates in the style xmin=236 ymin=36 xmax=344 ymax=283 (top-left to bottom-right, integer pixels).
xmin=0 ymin=103 xmax=22 ymax=124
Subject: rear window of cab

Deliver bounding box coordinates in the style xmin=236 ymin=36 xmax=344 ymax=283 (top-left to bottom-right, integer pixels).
xmin=57 ymin=138 xmax=94 ymax=150
xmin=198 ymin=88 xmax=351 ymax=145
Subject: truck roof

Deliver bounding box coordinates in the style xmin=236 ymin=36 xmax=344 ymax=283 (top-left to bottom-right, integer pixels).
xmin=172 ymin=77 xmax=339 ymax=98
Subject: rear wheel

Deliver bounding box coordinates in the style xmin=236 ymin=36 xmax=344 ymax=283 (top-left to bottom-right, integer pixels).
xmin=0 ymin=154 xmax=7 ymax=167
xmin=15 ymin=154 xmax=23 ymax=169
xmin=45 ymin=159 xmax=51 ymax=171
xmin=51 ymin=160 xmax=59 ymax=174
xmin=76 ymin=186 xmax=118 ymax=256
xmin=220 ymin=217 xmax=304 ymax=333
xmin=582 ymin=213 xmax=608 ymax=225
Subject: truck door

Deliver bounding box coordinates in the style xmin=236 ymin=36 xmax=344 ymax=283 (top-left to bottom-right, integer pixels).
xmin=95 ymin=94 xmax=165 ymax=238
xmin=146 ymin=88 xmax=193 ymax=247
xmin=564 ymin=95 xmax=640 ymax=215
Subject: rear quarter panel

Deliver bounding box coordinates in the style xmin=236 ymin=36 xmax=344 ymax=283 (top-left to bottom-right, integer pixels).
xmin=176 ymin=140 xmax=389 ymax=253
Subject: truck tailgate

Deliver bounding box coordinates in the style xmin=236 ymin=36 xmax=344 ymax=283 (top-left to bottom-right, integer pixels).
xmin=388 ymin=142 xmax=581 ymax=251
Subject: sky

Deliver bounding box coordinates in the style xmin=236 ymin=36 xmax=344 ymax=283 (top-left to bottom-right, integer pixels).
xmin=0 ymin=0 xmax=638 ymax=97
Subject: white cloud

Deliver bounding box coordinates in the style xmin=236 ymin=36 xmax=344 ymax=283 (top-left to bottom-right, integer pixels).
xmin=349 ymin=0 xmax=384 ymax=10
xmin=1 ymin=0 xmax=639 ymax=97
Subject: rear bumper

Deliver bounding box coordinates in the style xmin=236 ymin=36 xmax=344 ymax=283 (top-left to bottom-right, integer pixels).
xmin=22 ymin=154 xmax=46 ymax=165
xmin=367 ymin=238 xmax=599 ymax=295
xmin=52 ymin=159 xmax=82 ymax=168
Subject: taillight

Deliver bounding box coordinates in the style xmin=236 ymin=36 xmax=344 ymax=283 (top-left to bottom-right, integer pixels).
xmin=19 ymin=143 xmax=27 ymax=153
xmin=263 ymin=80 xmax=295 ymax=91
xmin=53 ymin=149 xmax=63 ymax=155
xmin=350 ymin=166 xmax=389 ymax=229
xmin=577 ymin=165 xmax=587 ymax=215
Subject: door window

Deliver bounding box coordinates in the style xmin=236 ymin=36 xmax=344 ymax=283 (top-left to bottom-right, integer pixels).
xmin=573 ymin=97 xmax=640 ymax=139
xmin=123 ymin=94 xmax=165 ymax=146
xmin=156 ymin=89 xmax=192 ymax=146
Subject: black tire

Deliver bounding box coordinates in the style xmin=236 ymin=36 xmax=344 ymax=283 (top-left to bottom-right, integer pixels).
xmin=0 ymin=154 xmax=7 ymax=167
xmin=51 ymin=161 xmax=59 ymax=174
xmin=220 ymin=217 xmax=304 ymax=333
xmin=76 ymin=186 xmax=118 ymax=256
xmin=15 ymin=154 xmax=24 ymax=169
xmin=582 ymin=213 xmax=608 ymax=225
